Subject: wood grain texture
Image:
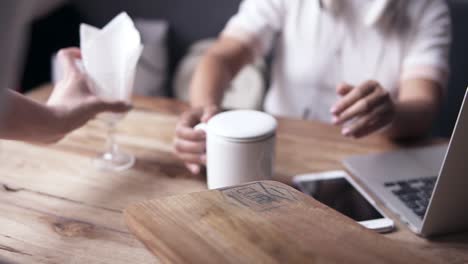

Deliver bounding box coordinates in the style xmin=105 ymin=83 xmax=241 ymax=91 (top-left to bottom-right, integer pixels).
xmin=124 ymin=181 xmax=441 ymax=264
xmin=0 ymin=85 xmax=465 ymax=263
xmin=0 ymin=186 xmax=154 ymax=264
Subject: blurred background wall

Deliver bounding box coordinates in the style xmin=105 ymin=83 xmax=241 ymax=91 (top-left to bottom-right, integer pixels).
xmin=19 ymin=0 xmax=242 ymax=95
xmin=13 ymin=0 xmax=468 ymax=137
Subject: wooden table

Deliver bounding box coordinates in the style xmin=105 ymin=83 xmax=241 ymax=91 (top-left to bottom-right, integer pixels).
xmin=0 ymin=85 xmax=466 ymax=263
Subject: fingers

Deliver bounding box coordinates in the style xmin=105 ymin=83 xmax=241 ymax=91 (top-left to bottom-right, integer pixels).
xmin=352 ymin=118 xmax=390 ymax=138
xmin=51 ymin=98 xmax=131 ymax=134
xmin=176 ymin=109 xmax=207 ymax=142
xmin=175 ymin=125 xmax=206 ymax=141
xmin=174 ymin=138 xmax=206 ymax=154
xmin=91 ymin=99 xmax=132 ymax=114
xmin=174 ymin=133 xmax=206 ymax=173
xmin=174 ymin=109 xmax=207 ymax=172
xmin=333 ymin=88 xmax=391 ymax=125
xmin=186 ymin=163 xmax=202 ymax=175
xmin=176 ymin=105 xmax=219 ymax=141
xmin=72 ymin=98 xmax=131 ymax=124
xmin=336 ymin=83 xmax=353 ymax=96
xmin=333 ymin=80 xmax=395 ymax=139
xmin=57 ymin=47 xmax=82 ymax=75
xmin=341 ymin=105 xmax=392 ymax=138
xmin=331 ymin=80 xmax=379 ymax=115
xmin=177 ymin=152 xmax=206 ymax=165
xmin=179 ymin=109 xmax=204 ymax=127
xmin=174 ymin=106 xmax=220 ymax=174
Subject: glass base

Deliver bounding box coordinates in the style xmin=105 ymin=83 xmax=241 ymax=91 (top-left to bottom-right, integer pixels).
xmin=94 ymin=151 xmax=135 ymax=171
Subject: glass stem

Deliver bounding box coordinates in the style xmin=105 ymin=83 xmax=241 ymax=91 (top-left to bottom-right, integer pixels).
xmin=106 ymin=122 xmax=118 ymax=156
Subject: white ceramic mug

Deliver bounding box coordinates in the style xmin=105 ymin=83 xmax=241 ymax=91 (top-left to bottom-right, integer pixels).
xmin=196 ymin=110 xmax=277 ymax=189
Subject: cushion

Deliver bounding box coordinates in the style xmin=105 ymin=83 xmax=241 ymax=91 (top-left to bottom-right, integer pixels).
xmin=173 ymin=39 xmax=265 ymax=110
xmin=133 ymin=19 xmax=169 ymax=97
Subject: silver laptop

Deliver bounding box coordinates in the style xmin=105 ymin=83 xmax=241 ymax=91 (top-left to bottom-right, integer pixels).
xmin=343 ymin=89 xmax=468 ymax=237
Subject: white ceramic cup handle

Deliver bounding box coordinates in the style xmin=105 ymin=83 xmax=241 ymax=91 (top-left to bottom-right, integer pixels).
xmin=194 ymin=123 xmax=208 ymax=132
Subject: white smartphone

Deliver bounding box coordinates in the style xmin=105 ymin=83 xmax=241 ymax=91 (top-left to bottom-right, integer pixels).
xmin=292 ymin=170 xmax=394 ymax=233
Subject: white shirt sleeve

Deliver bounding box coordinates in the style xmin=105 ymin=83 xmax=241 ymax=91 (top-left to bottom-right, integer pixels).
xmin=401 ymin=0 xmax=451 ymax=87
xmin=221 ymin=0 xmax=286 ymax=57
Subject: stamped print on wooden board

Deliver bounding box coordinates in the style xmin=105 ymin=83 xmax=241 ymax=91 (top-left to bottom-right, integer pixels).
xmin=221 ymin=181 xmax=297 ymax=211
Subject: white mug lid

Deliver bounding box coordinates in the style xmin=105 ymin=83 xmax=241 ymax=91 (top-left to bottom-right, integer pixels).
xmin=207 ymin=110 xmax=277 ymax=140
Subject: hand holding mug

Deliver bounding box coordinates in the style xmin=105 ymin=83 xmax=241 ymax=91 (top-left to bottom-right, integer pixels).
xmin=193 ymin=110 xmax=277 ymax=189
xmin=331 ymin=80 xmax=395 ymax=138
xmin=174 ymin=105 xmax=220 ymax=174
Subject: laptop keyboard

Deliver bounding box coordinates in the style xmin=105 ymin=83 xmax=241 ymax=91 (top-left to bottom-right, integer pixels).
xmin=383 ymin=177 xmax=437 ymax=219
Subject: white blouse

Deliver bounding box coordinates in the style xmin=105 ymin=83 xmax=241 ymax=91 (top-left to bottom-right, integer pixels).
xmin=222 ymin=0 xmax=451 ymax=122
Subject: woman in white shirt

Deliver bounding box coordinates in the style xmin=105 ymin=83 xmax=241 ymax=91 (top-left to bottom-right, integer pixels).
xmin=174 ymin=0 xmax=451 ymax=174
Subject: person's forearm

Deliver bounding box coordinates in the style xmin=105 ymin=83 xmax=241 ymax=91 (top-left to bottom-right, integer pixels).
xmin=189 ymin=37 xmax=253 ymax=108
xmin=384 ymin=100 xmax=439 ymax=139
xmin=0 ymin=89 xmax=64 ymax=142
xmin=384 ymin=79 xmax=442 ymax=139
xmin=189 ymin=53 xmax=233 ymax=107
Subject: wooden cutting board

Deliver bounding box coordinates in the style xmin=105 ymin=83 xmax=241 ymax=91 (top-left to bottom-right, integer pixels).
xmin=124 ymin=181 xmax=440 ymax=264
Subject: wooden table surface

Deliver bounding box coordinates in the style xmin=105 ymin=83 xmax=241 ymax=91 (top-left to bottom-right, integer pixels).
xmin=125 ymin=181 xmax=443 ymax=264
xmin=0 ymin=85 xmax=466 ymax=263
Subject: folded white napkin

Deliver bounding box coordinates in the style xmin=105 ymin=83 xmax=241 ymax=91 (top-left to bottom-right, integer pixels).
xmin=80 ymin=12 xmax=143 ymax=101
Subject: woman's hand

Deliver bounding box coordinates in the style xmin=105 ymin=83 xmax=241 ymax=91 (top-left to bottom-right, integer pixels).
xmin=46 ymin=48 xmax=131 ymax=141
xmin=0 ymin=47 xmax=131 ymax=143
xmin=331 ymin=81 xmax=395 ymax=138
xmin=173 ymin=105 xmax=220 ymax=174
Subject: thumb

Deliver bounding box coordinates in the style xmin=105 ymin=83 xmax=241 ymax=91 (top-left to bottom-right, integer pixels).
xmin=57 ymin=48 xmax=82 ymax=75
xmin=86 ymin=98 xmax=132 ymax=116
xmin=186 ymin=163 xmax=201 ymax=175
xmin=57 ymin=99 xmax=132 ymax=133
xmin=201 ymin=105 xmax=219 ymax=123
xmin=336 ymin=83 xmax=353 ymax=96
